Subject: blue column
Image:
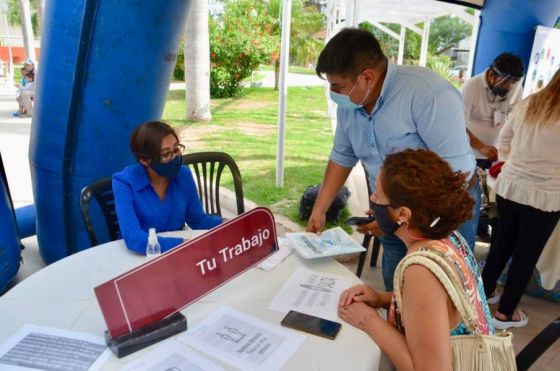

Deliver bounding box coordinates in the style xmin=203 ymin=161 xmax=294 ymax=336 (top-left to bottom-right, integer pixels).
xmin=0 ymin=174 xmax=21 ymax=293
xmin=473 ymin=0 xmax=560 ymax=75
xmin=30 ymin=0 xmax=190 ymax=263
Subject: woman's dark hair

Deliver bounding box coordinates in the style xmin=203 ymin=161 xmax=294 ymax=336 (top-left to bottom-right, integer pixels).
xmin=381 ymin=149 xmax=474 ymax=240
xmin=316 ymin=28 xmax=386 ymax=79
xmin=130 ymin=120 xmax=178 ymax=162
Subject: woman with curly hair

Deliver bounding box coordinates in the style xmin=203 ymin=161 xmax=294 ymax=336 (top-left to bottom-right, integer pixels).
xmin=338 ymin=149 xmax=494 ymax=370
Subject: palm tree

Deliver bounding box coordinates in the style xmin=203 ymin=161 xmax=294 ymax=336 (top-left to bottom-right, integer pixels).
xmin=184 ymin=0 xmax=211 ymax=121
xmin=35 ymin=0 xmax=43 ymax=33
xmin=18 ymin=0 xmax=36 ymax=62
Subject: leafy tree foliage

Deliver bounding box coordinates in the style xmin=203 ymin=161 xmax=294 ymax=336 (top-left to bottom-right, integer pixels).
xmin=208 ymin=0 xmax=276 ymax=98
xmin=359 ymin=15 xmax=471 ymax=63
xmin=7 ymin=0 xmax=40 ymax=36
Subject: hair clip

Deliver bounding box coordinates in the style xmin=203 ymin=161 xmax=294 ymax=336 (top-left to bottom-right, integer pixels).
xmin=429 ymin=217 xmax=441 ymax=228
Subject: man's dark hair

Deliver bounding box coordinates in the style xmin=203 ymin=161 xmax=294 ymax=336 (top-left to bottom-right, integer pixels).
xmin=130 ymin=120 xmax=178 ymax=162
xmin=316 ymin=28 xmax=386 ymax=79
xmin=492 ymin=52 xmax=525 ymax=78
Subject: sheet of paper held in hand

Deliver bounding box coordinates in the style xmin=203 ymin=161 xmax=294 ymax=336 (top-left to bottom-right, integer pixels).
xmin=0 ymin=324 xmax=110 ymax=371
xmin=179 ymin=306 xmax=305 ymax=371
xmin=286 ymin=226 xmax=366 ymax=259
xmin=268 ymin=267 xmax=354 ymax=321
xmin=120 ymin=340 xmax=226 ymax=371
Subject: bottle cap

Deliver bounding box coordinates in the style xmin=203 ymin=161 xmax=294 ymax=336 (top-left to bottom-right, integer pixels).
xmin=148 ymin=228 xmax=157 ymax=245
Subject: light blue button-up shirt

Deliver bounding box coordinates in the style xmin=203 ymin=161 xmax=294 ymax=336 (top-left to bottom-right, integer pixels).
xmin=330 ymin=62 xmax=475 ymax=190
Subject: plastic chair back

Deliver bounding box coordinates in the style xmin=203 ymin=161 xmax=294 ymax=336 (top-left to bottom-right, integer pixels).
xmin=356 ymin=164 xmax=381 ymax=277
xmin=182 ymin=152 xmax=245 ymax=216
xmin=80 ymin=177 xmax=120 ymax=247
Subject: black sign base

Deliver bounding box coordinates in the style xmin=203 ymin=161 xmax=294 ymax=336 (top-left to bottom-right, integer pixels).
xmin=104 ymin=312 xmax=187 ymax=358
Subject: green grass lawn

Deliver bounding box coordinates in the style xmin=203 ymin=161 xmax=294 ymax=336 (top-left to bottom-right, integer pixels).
xmin=163 ymin=86 xmax=350 ymax=228
xmin=260 ymin=64 xmax=316 ymax=75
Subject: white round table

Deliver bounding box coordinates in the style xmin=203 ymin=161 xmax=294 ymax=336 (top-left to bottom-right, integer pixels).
xmin=0 ymin=231 xmax=386 ymax=370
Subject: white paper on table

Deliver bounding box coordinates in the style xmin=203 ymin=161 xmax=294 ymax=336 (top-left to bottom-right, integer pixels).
xmin=256 ymin=236 xmax=294 ymax=271
xmin=268 ymin=267 xmax=353 ymax=321
xmin=120 ymin=339 xmax=226 ymax=371
xmin=0 ymin=324 xmax=110 ymax=371
xmin=179 ymin=306 xmax=306 ymax=371
xmin=286 ymin=226 xmax=366 ymax=259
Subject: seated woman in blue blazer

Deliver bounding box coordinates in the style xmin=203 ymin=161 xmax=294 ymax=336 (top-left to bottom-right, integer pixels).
xmin=113 ymin=120 xmax=222 ymax=254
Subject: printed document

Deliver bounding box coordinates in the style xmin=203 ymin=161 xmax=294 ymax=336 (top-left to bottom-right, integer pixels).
xmin=268 ymin=267 xmax=354 ymax=321
xmin=180 ymin=306 xmax=305 ymax=371
xmin=120 ymin=340 xmax=226 ymax=371
xmin=286 ymin=227 xmax=365 ymax=259
xmin=0 ymin=324 xmax=110 ymax=371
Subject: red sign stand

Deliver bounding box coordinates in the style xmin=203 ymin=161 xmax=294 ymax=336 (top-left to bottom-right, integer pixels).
xmin=94 ymin=207 xmax=278 ymax=339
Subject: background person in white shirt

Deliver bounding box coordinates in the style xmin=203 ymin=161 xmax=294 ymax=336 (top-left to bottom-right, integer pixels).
xmin=482 ymin=68 xmax=560 ymax=330
xmin=462 ymin=53 xmax=524 ymax=169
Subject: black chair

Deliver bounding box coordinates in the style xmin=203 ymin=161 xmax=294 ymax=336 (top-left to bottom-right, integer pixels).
xmin=356 ymin=164 xmax=382 ymax=278
xmin=516 ymin=316 xmax=560 ymax=370
xmin=477 ymin=170 xmax=499 ymax=246
xmin=80 ymin=177 xmax=120 ymax=247
xmin=182 ymin=152 xmax=245 ymax=217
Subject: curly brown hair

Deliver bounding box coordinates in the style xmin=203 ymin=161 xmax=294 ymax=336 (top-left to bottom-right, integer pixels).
xmin=381 ymin=149 xmax=474 ymax=240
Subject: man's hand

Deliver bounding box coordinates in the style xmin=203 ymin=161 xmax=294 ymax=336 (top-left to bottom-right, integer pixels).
xmin=306 ymin=211 xmax=326 ymax=233
xmin=356 ymin=220 xmax=384 ymax=237
xmin=479 ymin=145 xmax=498 ymax=162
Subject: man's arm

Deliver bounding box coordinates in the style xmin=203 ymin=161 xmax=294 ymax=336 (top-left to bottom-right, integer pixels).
xmin=466 ymin=128 xmax=497 ymax=162
xmin=306 ymin=161 xmax=352 ymax=233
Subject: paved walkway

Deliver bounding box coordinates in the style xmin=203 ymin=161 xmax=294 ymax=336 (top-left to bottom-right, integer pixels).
xmin=170 ymin=70 xmax=326 ymax=90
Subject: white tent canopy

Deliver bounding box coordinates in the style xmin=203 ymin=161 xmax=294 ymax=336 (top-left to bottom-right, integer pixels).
xmin=327 ymin=0 xmax=479 ymax=71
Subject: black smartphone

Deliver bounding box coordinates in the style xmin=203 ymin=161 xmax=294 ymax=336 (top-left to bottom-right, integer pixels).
xmin=344 ymin=216 xmax=375 ymax=226
xmin=280 ymin=310 xmax=341 ymax=340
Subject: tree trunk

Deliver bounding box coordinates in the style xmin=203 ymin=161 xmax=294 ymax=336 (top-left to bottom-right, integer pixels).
xmin=18 ymin=0 xmax=36 ymax=62
xmin=274 ymin=57 xmax=279 ymax=91
xmin=36 ymin=0 xmax=45 ymax=35
xmin=184 ymin=0 xmax=211 ymax=121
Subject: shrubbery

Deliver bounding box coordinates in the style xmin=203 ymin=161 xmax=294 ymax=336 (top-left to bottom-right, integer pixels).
xmin=174 ymin=0 xmax=276 ymax=98
xmin=208 ymin=15 xmax=275 ymax=98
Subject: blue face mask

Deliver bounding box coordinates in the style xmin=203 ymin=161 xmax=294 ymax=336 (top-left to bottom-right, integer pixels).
xmin=329 ymin=76 xmax=370 ymax=109
xmin=150 ymin=155 xmax=182 ymax=179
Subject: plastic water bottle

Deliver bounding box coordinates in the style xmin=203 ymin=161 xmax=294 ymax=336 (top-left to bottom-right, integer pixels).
xmin=146 ymin=228 xmax=161 ymax=260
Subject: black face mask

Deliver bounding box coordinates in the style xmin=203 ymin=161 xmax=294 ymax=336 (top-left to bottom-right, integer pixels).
xmin=372 ymin=202 xmax=401 ymax=236
xmin=491 ymin=86 xmax=509 ymax=97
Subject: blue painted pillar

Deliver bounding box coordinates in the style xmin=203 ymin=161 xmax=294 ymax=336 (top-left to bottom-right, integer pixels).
xmin=30 ymin=0 xmax=190 ymax=263
xmin=473 ymin=0 xmax=560 ymax=75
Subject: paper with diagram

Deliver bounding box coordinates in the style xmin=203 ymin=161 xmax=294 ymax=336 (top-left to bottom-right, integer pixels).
xmin=120 ymin=340 xmax=226 ymax=371
xmin=268 ymin=267 xmax=354 ymax=321
xmin=179 ymin=306 xmax=305 ymax=371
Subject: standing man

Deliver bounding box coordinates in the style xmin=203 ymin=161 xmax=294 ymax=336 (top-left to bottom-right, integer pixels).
xmin=306 ymin=28 xmax=479 ymax=291
xmin=462 ymin=53 xmax=524 ymax=169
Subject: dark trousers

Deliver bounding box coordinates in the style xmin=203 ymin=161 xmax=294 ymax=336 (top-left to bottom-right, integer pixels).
xmin=482 ymin=195 xmax=560 ymax=316
xmin=476 ymin=159 xmax=492 ymax=170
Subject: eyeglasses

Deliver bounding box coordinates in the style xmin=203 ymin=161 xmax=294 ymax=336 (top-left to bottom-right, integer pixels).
xmin=159 ymin=144 xmax=185 ymax=163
